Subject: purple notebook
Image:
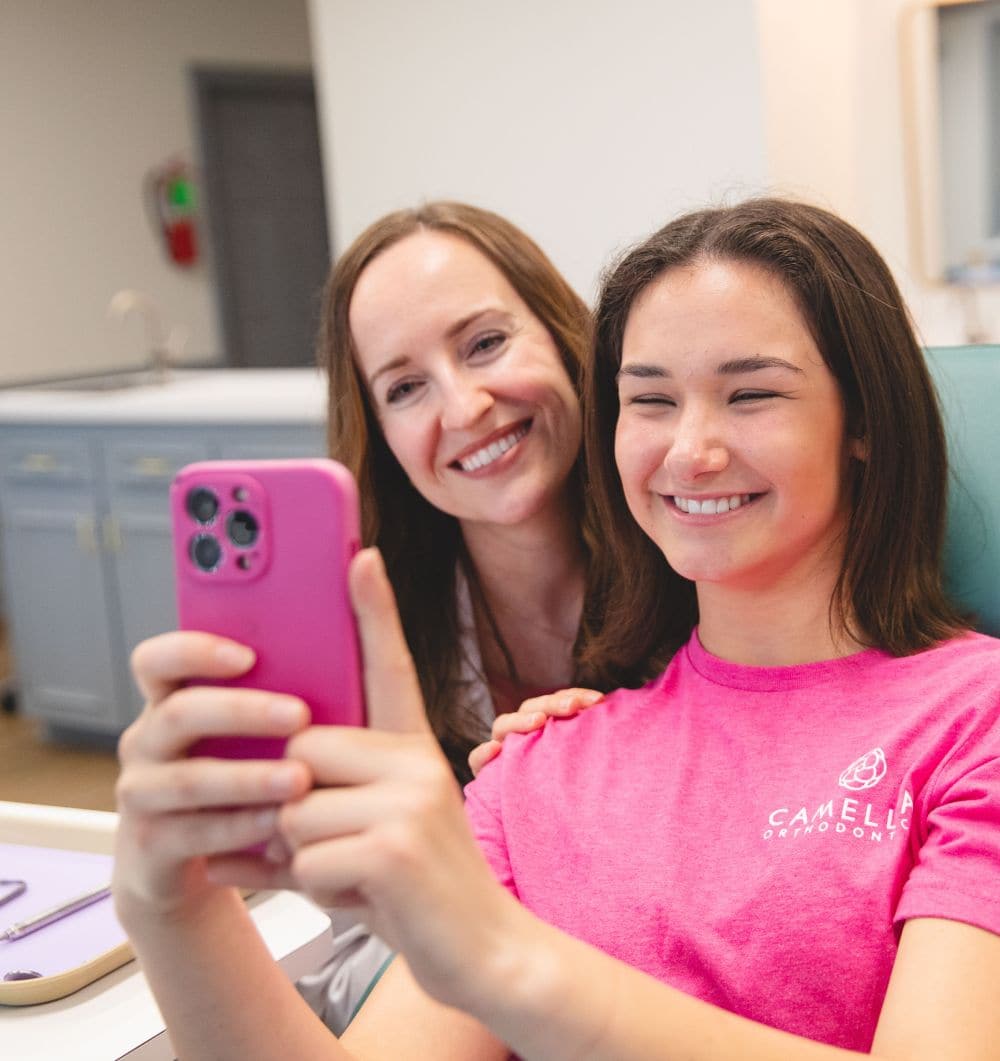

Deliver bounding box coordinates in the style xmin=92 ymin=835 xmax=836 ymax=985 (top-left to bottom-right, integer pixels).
xmin=0 ymin=843 xmax=125 ymax=980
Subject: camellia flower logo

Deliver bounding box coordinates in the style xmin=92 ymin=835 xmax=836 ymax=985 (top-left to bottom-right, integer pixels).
xmin=838 ymin=748 xmax=887 ymax=791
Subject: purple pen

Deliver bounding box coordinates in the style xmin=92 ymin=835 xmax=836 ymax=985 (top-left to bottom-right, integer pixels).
xmin=0 ymin=884 xmax=112 ymax=942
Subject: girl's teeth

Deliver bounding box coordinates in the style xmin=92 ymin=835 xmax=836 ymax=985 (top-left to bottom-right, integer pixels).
xmin=674 ymin=493 xmax=752 ymax=514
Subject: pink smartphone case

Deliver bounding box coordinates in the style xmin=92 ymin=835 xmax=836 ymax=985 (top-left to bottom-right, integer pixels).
xmin=171 ymin=459 xmax=365 ymax=759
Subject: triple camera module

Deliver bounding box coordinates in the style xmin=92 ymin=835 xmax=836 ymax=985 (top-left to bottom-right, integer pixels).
xmin=187 ymin=486 xmax=259 ymax=572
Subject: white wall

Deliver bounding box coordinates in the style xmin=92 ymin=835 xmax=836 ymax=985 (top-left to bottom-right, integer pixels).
xmin=0 ymin=0 xmax=312 ymax=385
xmin=308 ymin=0 xmax=768 ymax=302
xmin=756 ymin=0 xmax=1000 ymax=345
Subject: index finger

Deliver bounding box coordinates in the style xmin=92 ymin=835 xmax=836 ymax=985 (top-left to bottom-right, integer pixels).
xmin=130 ymin=631 xmax=256 ymax=704
xmin=348 ymin=548 xmax=431 ymax=736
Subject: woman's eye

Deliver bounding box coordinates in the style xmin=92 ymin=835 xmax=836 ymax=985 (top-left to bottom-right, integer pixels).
xmin=626 ymin=394 xmax=676 ymax=407
xmin=467 ymin=332 xmax=506 ymax=359
xmin=384 ymin=378 xmax=425 ymax=405
xmin=731 ymin=390 xmax=778 ymax=404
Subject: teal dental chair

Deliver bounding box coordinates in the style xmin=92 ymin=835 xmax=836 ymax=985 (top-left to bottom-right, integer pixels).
xmin=925 ymin=345 xmax=1000 ymax=636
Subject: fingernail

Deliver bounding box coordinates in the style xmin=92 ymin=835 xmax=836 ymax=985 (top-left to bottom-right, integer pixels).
xmin=268 ymin=764 xmax=301 ymax=796
xmin=269 ymin=698 xmax=304 ymax=727
xmin=254 ymin=807 xmax=279 ymax=831
xmin=264 ymin=835 xmax=291 ymax=863
xmin=216 ymin=643 xmax=255 ymax=669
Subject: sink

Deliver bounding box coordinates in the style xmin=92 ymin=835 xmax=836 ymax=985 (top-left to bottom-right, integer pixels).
xmin=7 ymin=366 xmax=220 ymax=394
xmin=18 ymin=369 xmax=172 ymax=393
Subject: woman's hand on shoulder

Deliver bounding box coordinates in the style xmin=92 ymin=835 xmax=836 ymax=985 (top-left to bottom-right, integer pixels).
xmin=113 ymin=631 xmax=312 ymax=925
xmin=467 ymin=688 xmax=605 ymax=777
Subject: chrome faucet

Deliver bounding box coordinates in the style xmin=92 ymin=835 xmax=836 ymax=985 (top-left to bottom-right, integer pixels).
xmin=107 ymin=289 xmax=187 ymax=382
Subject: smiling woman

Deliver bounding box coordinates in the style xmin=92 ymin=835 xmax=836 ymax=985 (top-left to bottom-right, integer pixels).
xmin=347 ymin=230 xmax=581 ymax=533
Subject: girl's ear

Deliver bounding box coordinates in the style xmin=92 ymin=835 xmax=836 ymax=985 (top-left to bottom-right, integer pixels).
xmin=848 ymin=435 xmax=868 ymax=461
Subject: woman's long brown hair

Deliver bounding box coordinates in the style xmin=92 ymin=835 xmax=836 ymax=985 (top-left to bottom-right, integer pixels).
xmin=319 ymin=202 xmax=613 ymax=783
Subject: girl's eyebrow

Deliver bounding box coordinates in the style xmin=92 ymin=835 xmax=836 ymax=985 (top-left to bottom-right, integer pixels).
xmin=616 ymin=355 xmax=804 ymax=382
xmin=716 ymin=355 xmax=804 ymax=376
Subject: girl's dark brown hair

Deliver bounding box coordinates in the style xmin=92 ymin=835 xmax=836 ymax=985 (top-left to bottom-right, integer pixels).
xmin=319 ymin=201 xmax=601 ymax=782
xmin=580 ymin=197 xmax=970 ymax=680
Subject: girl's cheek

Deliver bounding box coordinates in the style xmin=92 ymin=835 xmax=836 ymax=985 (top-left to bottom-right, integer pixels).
xmin=615 ymin=421 xmax=662 ymax=481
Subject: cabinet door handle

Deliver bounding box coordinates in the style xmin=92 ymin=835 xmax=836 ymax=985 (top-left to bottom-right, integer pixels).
xmin=102 ymin=516 xmax=123 ymax=553
xmin=76 ymin=516 xmax=98 ymax=553
xmin=132 ymin=456 xmax=172 ymax=477
xmin=21 ymin=452 xmax=59 ymax=474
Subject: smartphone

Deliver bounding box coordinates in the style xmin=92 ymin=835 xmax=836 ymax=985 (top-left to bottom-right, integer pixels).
xmin=170 ymin=459 xmax=366 ymax=759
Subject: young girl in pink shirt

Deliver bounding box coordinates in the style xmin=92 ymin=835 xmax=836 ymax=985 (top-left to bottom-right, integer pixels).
xmin=113 ymin=199 xmax=1000 ymax=1059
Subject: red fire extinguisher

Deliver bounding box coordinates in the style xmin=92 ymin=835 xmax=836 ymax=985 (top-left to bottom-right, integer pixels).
xmin=145 ymin=159 xmax=199 ymax=267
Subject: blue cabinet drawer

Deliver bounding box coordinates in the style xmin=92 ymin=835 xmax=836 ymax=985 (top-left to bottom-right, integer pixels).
xmin=105 ymin=438 xmax=210 ymax=491
xmin=0 ymin=435 xmax=96 ymax=484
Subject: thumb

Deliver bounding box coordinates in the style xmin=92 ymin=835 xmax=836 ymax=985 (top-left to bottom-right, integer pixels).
xmin=349 ymin=548 xmax=432 ymax=736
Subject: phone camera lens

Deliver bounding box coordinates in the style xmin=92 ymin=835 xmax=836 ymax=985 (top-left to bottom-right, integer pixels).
xmin=187 ymin=488 xmax=219 ymax=524
xmin=190 ymin=534 xmax=222 ymax=572
xmin=227 ymin=510 xmax=259 ymax=548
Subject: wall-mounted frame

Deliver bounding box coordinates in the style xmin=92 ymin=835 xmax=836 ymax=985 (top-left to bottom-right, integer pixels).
xmin=901 ymin=0 xmax=1000 ymax=286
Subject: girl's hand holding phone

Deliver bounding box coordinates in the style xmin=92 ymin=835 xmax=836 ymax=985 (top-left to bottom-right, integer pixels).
xmin=112 ymin=632 xmax=313 ymax=923
xmin=268 ymin=549 xmax=526 ymax=1015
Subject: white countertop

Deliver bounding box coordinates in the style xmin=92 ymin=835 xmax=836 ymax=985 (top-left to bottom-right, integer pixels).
xmin=0 ymin=369 xmax=328 ymax=425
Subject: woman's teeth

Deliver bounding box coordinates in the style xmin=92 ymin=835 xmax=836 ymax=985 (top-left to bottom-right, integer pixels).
xmin=673 ymin=493 xmax=752 ymax=515
xmin=457 ymin=423 xmax=530 ymax=472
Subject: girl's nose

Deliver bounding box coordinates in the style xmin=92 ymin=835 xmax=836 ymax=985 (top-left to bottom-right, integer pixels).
xmin=664 ymin=411 xmax=730 ymax=481
xmin=439 ymin=375 xmax=494 ymax=431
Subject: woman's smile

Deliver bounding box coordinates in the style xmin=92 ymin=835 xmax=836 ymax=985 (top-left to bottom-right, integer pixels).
xmin=449 ymin=419 xmax=533 ymax=474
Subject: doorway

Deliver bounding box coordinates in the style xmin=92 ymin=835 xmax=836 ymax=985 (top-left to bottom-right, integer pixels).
xmin=193 ymin=67 xmax=331 ymax=368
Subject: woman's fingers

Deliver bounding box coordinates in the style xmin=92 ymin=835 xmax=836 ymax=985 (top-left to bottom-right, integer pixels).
xmin=468 ymin=739 xmax=501 ymax=778
xmin=348 ymin=549 xmax=431 ymax=736
xmin=119 ymin=687 xmax=309 ymax=764
xmin=466 ymin=690 xmax=607 ymax=777
xmin=506 ymin=687 xmax=604 ymax=728
xmin=131 ymin=631 xmax=256 ymax=703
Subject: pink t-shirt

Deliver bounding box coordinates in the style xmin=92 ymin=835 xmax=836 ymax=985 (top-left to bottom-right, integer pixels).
xmin=465 ymin=631 xmax=1000 ymax=1051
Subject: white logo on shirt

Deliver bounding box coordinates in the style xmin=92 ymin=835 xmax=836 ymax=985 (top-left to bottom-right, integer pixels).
xmin=838 ymin=748 xmax=887 ymax=791
xmin=762 ymin=747 xmax=912 ymax=843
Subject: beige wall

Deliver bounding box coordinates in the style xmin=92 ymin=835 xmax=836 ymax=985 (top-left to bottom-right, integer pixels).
xmin=0 ymin=0 xmax=312 ymax=385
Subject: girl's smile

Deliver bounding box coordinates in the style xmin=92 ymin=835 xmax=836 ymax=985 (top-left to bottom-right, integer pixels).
xmin=666 ymin=492 xmax=758 ymax=517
